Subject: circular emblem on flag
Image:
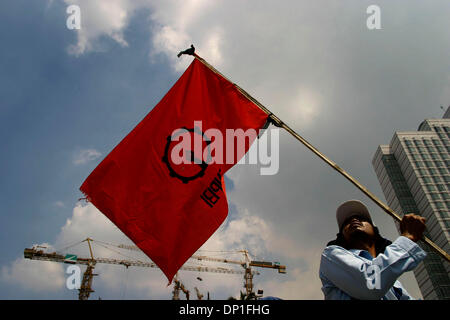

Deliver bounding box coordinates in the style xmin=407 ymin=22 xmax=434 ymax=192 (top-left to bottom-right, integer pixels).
xmin=162 ymin=127 xmax=212 ymax=184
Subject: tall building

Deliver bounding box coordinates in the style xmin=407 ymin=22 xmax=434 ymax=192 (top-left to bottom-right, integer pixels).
xmin=372 ymin=107 xmax=450 ymax=300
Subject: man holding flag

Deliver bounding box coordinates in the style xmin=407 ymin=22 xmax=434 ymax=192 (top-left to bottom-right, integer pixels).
xmin=81 ymin=47 xmax=449 ymax=290
xmin=319 ymin=200 xmax=427 ymax=300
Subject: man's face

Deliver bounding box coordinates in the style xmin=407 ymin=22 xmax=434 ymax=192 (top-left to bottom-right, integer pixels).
xmin=341 ymin=214 xmax=376 ymax=243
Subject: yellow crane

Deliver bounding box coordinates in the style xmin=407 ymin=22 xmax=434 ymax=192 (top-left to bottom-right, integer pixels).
xmin=172 ymin=274 xmax=190 ymax=300
xmin=117 ymin=244 xmax=287 ymax=297
xmin=24 ymin=238 xmax=259 ymax=300
xmin=191 ymin=250 xmax=286 ymax=297
xmin=194 ymin=286 xmax=204 ymax=300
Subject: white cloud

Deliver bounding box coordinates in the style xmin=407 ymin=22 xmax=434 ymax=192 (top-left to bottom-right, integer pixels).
xmin=1 ymin=201 xmax=306 ymax=299
xmin=53 ymin=201 xmax=65 ymax=208
xmin=261 ymin=265 xmax=322 ymax=300
xmin=60 ymin=0 xmax=225 ymax=70
xmin=1 ymin=243 xmax=65 ymax=292
xmin=287 ymin=87 xmax=321 ymax=129
xmin=62 ymin=0 xmax=145 ymax=56
xmin=150 ymin=25 xmax=192 ymax=72
xmin=73 ymin=148 xmax=101 ymax=165
xmin=56 ymin=1 xmax=327 ymax=129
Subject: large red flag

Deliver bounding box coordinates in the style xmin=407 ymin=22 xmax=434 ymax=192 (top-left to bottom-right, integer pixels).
xmin=80 ymin=57 xmax=268 ymax=282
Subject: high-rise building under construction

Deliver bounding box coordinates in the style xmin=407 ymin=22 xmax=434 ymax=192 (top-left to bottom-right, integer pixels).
xmin=372 ymin=107 xmax=450 ymax=300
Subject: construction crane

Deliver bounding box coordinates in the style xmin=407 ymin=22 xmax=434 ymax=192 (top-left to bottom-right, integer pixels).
xmin=24 ymin=238 xmax=259 ymax=300
xmin=194 ymin=286 xmax=204 ymax=300
xmin=191 ymin=250 xmax=286 ymax=297
xmin=116 ymin=244 xmax=287 ymax=297
xmin=172 ymin=274 xmax=190 ymax=300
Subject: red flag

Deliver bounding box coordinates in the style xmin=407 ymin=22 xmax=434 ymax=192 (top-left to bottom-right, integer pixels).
xmin=80 ymin=57 xmax=268 ymax=282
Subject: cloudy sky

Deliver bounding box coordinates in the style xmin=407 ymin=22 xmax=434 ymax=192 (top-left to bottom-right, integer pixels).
xmin=1 ymin=0 xmax=449 ymax=300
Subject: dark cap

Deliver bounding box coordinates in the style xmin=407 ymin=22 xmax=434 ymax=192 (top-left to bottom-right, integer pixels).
xmin=336 ymin=200 xmax=372 ymax=230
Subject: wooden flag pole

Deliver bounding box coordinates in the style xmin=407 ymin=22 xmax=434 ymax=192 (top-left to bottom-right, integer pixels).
xmin=187 ymin=51 xmax=450 ymax=263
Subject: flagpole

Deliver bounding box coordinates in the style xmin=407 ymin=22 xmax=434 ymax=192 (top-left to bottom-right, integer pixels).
xmin=189 ymin=51 xmax=450 ymax=263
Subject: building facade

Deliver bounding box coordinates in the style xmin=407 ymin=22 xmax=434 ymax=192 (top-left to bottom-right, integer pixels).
xmin=372 ymin=108 xmax=450 ymax=300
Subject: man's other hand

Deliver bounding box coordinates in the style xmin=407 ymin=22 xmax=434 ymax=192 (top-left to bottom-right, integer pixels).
xmin=400 ymin=213 xmax=426 ymax=242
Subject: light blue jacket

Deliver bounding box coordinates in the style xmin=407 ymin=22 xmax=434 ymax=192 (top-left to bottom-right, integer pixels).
xmin=319 ymin=236 xmax=427 ymax=300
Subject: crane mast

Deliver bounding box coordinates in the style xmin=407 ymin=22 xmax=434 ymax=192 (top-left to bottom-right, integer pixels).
xmin=172 ymin=275 xmax=190 ymax=300
xmin=194 ymin=287 xmax=204 ymax=300
xmin=191 ymin=250 xmax=286 ymax=297
xmin=79 ymin=262 xmax=97 ymax=300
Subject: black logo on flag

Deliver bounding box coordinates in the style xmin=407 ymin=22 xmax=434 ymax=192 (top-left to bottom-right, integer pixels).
xmin=162 ymin=126 xmax=212 ymax=184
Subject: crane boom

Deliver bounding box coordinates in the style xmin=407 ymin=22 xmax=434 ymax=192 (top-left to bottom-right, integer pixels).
xmin=191 ymin=255 xmax=286 ymax=273
xmin=115 ymin=244 xmax=287 ymax=273
xmin=191 ymin=255 xmax=244 ymax=266
xmin=114 ymin=243 xmax=287 ymax=297
xmin=24 ymin=248 xmax=256 ymax=275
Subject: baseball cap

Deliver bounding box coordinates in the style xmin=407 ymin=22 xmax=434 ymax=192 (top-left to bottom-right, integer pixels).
xmin=336 ymin=200 xmax=373 ymax=231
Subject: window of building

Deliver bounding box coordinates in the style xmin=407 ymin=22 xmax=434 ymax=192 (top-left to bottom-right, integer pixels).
xmin=392 ymin=174 xmax=404 ymax=182
xmin=427 ymin=185 xmax=437 ymax=192
xmin=417 ymin=168 xmax=428 ymax=176
xmin=439 ymin=168 xmax=448 ymax=175
xmin=425 ymin=161 xmax=434 ymax=167
xmin=438 ymin=133 xmax=447 ymax=140
xmin=437 ymin=184 xmax=446 ymax=191
xmin=438 ymin=211 xmax=449 ymax=219
xmin=433 ymin=176 xmax=442 ymax=183
xmin=435 ymin=161 xmax=444 ymax=167
xmin=430 ymin=194 xmax=441 ymax=200
xmin=400 ymin=198 xmax=416 ymax=207
xmin=435 ymin=202 xmax=445 ymax=209
xmin=436 ymin=146 xmax=445 ymax=153
xmin=422 ymin=177 xmax=432 ymax=183
xmin=406 ymin=145 xmax=415 ymax=153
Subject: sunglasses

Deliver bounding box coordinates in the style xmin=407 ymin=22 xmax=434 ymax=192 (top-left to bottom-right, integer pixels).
xmin=343 ymin=215 xmax=370 ymax=227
